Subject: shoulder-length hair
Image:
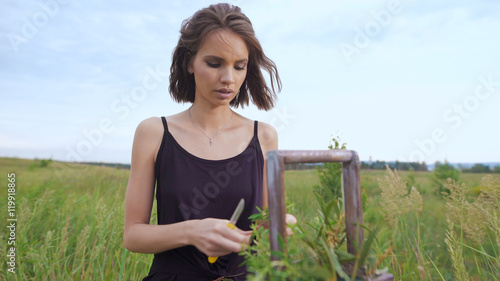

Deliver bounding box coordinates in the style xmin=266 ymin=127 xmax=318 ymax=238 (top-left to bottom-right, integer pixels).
xmin=169 ymin=3 xmax=281 ymax=111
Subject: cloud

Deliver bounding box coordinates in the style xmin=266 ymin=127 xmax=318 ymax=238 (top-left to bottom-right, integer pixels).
xmin=1 ymin=0 xmax=499 ymax=163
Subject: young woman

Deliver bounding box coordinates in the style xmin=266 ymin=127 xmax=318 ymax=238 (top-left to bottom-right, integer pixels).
xmin=124 ymin=3 xmax=293 ymax=280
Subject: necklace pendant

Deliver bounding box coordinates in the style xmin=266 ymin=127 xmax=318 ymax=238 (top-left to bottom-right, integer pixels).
xmin=188 ymin=107 xmax=234 ymax=148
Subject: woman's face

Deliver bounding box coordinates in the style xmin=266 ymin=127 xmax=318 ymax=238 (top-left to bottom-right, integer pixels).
xmin=189 ymin=29 xmax=249 ymax=107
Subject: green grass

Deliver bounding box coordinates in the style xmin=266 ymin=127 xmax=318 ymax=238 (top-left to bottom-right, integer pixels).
xmin=285 ymin=168 xmax=499 ymax=280
xmin=0 ymin=158 xmax=152 ymax=281
xmin=0 ymin=158 xmax=498 ymax=280
xmin=285 ymin=169 xmax=320 ymax=221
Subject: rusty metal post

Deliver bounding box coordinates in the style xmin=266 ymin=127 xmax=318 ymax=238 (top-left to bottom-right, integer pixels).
xmin=265 ymin=150 xmax=392 ymax=281
xmin=266 ymin=150 xmax=363 ymax=255
xmin=266 ymin=150 xmax=286 ymax=261
xmin=342 ymin=150 xmax=363 ymax=253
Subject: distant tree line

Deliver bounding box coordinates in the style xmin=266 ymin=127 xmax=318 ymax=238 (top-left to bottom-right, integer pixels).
xmin=285 ymin=161 xmax=429 ymax=171
xmin=285 ymin=161 xmax=500 ymax=173
xmin=361 ymin=161 xmax=500 ymax=173
xmin=285 ymin=163 xmax=318 ymax=170
xmin=360 ymin=161 xmax=428 ymax=171
xmin=82 ymin=162 xmax=131 ymax=170
xmin=460 ymin=164 xmax=500 ymax=173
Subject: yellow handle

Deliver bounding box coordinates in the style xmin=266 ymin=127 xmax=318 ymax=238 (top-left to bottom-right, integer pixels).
xmin=208 ymin=222 xmax=236 ymax=263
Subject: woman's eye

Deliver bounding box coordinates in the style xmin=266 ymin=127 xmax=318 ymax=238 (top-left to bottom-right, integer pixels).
xmin=235 ymin=64 xmax=246 ymax=71
xmin=207 ymin=62 xmax=220 ymax=68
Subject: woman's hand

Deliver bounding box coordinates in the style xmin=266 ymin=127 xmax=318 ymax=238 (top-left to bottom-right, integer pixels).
xmin=256 ymin=213 xmax=297 ymax=235
xmin=285 ymin=213 xmax=297 ymax=235
xmin=188 ymin=218 xmax=252 ymax=257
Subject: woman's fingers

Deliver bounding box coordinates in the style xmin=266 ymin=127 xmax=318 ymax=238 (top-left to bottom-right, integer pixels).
xmin=218 ymin=222 xmax=251 ymax=247
xmin=254 ymin=214 xmax=297 ymax=235
xmin=192 ymin=219 xmax=251 ymax=256
xmin=193 ymin=215 xmax=298 ymax=256
xmin=285 ymin=213 xmax=297 ymax=236
xmin=285 ymin=213 xmax=297 ymax=225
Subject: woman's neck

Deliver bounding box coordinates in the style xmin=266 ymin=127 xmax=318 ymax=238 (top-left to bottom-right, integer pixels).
xmin=188 ymin=103 xmax=234 ymax=134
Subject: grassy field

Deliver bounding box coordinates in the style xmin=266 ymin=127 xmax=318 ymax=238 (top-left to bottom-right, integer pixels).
xmin=0 ymin=158 xmax=152 ymax=280
xmin=0 ymin=158 xmax=498 ymax=280
xmin=285 ymin=168 xmax=499 ymax=280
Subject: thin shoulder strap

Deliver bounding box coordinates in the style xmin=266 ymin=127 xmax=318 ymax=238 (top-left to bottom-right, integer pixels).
xmin=155 ymin=117 xmax=168 ymax=179
xmin=161 ymin=116 xmax=168 ymax=131
xmin=254 ymin=120 xmax=258 ymax=137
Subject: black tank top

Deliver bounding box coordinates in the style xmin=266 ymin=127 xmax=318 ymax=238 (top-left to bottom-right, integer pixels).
xmin=144 ymin=117 xmax=263 ymax=281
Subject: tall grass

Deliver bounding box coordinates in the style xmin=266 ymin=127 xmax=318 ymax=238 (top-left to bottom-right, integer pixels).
xmin=285 ymin=167 xmax=499 ymax=280
xmin=0 ymin=158 xmax=498 ymax=280
xmin=0 ymin=158 xmax=152 ymax=280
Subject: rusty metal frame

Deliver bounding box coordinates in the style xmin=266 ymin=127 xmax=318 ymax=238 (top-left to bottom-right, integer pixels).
xmin=266 ymin=150 xmax=363 ymax=259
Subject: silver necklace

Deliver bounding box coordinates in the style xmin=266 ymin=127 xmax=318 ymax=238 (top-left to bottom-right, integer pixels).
xmin=188 ymin=107 xmax=234 ymax=146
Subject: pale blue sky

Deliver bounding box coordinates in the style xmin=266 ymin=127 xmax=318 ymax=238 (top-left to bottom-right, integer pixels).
xmin=1 ymin=0 xmax=499 ymax=164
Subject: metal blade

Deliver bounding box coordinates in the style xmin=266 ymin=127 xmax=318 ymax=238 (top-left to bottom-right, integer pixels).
xmin=229 ymin=198 xmax=245 ymax=224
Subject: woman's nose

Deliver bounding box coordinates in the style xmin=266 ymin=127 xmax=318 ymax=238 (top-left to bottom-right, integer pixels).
xmin=220 ymin=67 xmax=235 ymax=85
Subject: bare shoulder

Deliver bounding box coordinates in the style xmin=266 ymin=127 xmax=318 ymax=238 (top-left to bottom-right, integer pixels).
xmin=135 ymin=117 xmax=164 ymax=139
xmin=132 ymin=117 xmax=164 ymax=159
xmin=257 ymin=121 xmax=278 ymax=151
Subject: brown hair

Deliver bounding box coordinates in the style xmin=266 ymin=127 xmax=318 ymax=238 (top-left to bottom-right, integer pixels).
xmin=169 ymin=3 xmax=281 ymax=111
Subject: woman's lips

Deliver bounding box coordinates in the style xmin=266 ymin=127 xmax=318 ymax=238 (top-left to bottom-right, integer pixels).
xmin=215 ymin=88 xmax=234 ymax=99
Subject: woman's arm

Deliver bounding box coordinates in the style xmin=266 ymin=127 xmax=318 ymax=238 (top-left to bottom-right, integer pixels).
xmin=123 ymin=118 xmax=250 ymax=256
xmin=257 ymin=122 xmax=278 ymax=209
xmin=257 ymin=122 xmax=297 ymax=231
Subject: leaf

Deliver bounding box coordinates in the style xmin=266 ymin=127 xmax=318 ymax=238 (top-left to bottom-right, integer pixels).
xmin=334 ymin=249 xmax=356 ymax=263
xmin=278 ymin=235 xmax=286 ymax=252
xmin=350 ymin=226 xmax=379 ymax=281
xmin=320 ymin=238 xmax=350 ymax=279
xmin=324 ymin=200 xmax=338 ymax=225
